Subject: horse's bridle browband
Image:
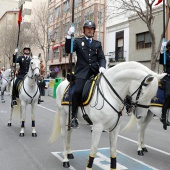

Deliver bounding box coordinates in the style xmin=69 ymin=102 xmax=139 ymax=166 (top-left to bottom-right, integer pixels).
xmin=95 ymin=73 xmax=151 ymax=132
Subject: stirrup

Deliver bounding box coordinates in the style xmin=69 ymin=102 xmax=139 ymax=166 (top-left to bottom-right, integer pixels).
xmin=12 ymin=100 xmax=17 ymax=106
xmin=70 ymin=118 xmax=79 ymax=128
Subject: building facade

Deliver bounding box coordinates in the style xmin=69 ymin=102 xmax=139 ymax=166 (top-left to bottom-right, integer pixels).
xmin=0 ymin=11 xmax=18 ymax=69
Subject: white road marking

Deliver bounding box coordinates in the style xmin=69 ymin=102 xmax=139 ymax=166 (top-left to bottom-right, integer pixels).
xmin=52 ymin=152 xmax=76 ymax=170
xmin=118 ymin=135 xmax=170 ymax=156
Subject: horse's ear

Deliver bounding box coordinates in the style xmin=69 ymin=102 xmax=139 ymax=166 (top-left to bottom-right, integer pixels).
xmin=157 ymin=73 xmax=166 ymax=80
xmin=145 ymin=76 xmax=154 ymax=84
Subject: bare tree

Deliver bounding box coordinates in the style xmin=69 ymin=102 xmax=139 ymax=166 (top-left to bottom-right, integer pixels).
xmin=108 ymin=0 xmax=170 ymax=71
xmin=0 ymin=20 xmax=34 ymax=68
xmin=0 ymin=23 xmax=18 ymax=68
xmin=31 ymin=1 xmax=55 ymax=77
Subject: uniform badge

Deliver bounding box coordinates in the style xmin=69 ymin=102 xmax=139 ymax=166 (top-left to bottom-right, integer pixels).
xmin=22 ymin=58 xmax=24 ymax=61
xmin=81 ymin=42 xmax=84 ymax=46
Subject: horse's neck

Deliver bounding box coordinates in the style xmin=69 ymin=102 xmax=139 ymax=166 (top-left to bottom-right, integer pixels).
xmin=102 ymin=71 xmax=133 ymax=100
xmin=24 ymin=76 xmax=37 ymax=87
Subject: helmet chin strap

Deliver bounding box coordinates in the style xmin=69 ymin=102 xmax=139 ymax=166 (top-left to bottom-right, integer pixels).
xmin=24 ymin=52 xmax=30 ymax=55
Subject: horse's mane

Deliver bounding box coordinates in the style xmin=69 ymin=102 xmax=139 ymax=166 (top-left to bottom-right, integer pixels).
xmin=107 ymin=61 xmax=157 ymax=76
xmin=105 ymin=61 xmax=158 ymax=102
xmin=2 ymin=69 xmax=11 ymax=77
xmin=32 ymin=56 xmax=39 ymax=60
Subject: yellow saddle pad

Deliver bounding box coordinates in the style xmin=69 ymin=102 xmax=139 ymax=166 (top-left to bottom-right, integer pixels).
xmin=61 ymin=76 xmax=98 ymax=106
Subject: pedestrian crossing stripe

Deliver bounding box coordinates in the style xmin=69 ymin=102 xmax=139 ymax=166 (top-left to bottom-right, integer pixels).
xmin=52 ymin=148 xmax=158 ymax=170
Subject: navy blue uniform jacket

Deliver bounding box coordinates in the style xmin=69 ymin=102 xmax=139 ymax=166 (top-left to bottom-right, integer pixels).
xmin=13 ymin=55 xmax=31 ymax=78
xmin=65 ymin=36 xmax=106 ymax=79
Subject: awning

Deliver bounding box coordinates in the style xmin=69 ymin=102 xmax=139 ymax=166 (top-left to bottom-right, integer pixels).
xmin=52 ymin=45 xmax=59 ymax=50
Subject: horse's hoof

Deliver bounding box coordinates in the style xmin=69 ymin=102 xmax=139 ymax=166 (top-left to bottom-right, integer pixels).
xmin=67 ymin=153 xmax=74 ymax=159
xmin=142 ymin=147 xmax=148 ymax=152
xmin=138 ymin=150 xmax=144 ymax=156
xmin=63 ymin=161 xmax=70 ymax=168
xmin=32 ymin=133 xmax=37 ymax=137
xmin=7 ymin=123 xmax=11 ymax=126
xmin=19 ymin=133 xmax=24 ymax=137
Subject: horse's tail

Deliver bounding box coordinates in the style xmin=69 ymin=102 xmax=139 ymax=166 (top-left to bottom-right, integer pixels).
xmin=12 ymin=99 xmax=21 ymax=117
xmin=49 ymin=109 xmax=61 ymax=143
xmin=121 ymin=114 xmax=137 ymax=132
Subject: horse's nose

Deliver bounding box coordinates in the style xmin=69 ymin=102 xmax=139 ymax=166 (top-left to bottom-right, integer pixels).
xmin=35 ymin=73 xmax=40 ymax=78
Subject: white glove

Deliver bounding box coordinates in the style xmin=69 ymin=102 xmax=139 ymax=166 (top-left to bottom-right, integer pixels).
xmin=68 ymin=26 xmax=75 ymax=36
xmin=99 ymin=67 xmax=106 ymax=73
xmin=161 ymin=41 xmax=167 ymax=53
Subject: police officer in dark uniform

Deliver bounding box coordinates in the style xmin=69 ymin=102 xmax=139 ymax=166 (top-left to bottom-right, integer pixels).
xmin=159 ymin=40 xmax=170 ymax=130
xmin=12 ymin=47 xmax=31 ymax=106
xmin=65 ymin=20 xmax=106 ymax=128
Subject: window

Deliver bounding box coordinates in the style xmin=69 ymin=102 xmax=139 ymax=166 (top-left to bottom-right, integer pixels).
xmin=64 ymin=0 xmax=70 ymax=13
xmin=54 ymin=48 xmax=59 ymax=58
xmin=75 ymin=0 xmax=82 ymax=7
xmin=75 ymin=16 xmax=82 ymax=36
xmin=136 ymin=32 xmax=152 ymax=49
xmin=62 ymin=46 xmax=66 ymax=57
xmin=48 ymin=10 xmax=53 ymax=23
xmin=84 ymin=12 xmax=94 ymax=21
xmin=98 ymin=11 xmax=102 ymax=25
xmin=54 ymin=27 xmax=59 ymax=40
xmin=63 ymin=22 xmax=69 ymax=38
xmin=115 ymin=31 xmax=124 ymax=61
xmin=55 ymin=6 xmax=61 ymax=18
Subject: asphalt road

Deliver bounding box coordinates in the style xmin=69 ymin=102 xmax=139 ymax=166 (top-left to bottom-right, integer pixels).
xmin=0 ymin=92 xmax=170 ymax=170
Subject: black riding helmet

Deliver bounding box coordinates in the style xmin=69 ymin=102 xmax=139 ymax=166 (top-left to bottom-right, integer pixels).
xmin=83 ymin=20 xmax=96 ymax=30
xmin=23 ymin=47 xmax=31 ymax=55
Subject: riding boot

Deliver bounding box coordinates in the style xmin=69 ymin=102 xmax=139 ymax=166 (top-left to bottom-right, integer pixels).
xmin=38 ymin=95 xmax=44 ymax=104
xmin=71 ymin=109 xmax=79 ymax=128
xmin=12 ymin=86 xmax=17 ymax=106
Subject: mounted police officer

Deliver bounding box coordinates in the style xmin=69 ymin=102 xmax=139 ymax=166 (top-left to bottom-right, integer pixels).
xmin=12 ymin=47 xmax=32 ymax=106
xmin=159 ymin=40 xmax=170 ymax=130
xmin=65 ymin=20 xmax=106 ymax=128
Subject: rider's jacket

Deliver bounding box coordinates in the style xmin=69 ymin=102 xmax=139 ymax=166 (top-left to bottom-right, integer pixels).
xmin=13 ymin=55 xmax=31 ymax=78
xmin=159 ymin=50 xmax=170 ymax=74
xmin=65 ymin=36 xmax=106 ymax=79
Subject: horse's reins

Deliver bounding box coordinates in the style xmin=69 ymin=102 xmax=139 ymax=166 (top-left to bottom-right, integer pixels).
xmin=95 ymin=73 xmax=151 ymax=132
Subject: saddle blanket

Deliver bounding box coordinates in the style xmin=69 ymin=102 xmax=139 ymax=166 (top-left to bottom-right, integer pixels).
xmin=150 ymin=86 xmax=164 ymax=107
xmin=61 ymin=76 xmax=98 ymax=106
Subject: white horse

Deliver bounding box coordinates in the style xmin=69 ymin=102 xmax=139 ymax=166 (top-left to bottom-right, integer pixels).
xmin=0 ymin=68 xmax=12 ymax=103
xmin=125 ymin=104 xmax=169 ymax=156
xmin=8 ymin=56 xmax=40 ymax=137
xmin=50 ymin=61 xmax=165 ymax=170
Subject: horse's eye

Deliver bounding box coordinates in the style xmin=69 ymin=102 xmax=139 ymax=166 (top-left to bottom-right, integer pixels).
xmin=31 ymin=62 xmax=33 ymax=64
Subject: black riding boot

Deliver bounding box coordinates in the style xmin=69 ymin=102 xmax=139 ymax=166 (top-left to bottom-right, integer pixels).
xmin=71 ymin=108 xmax=79 ymax=128
xmin=38 ymin=95 xmax=44 ymax=104
xmin=12 ymin=86 xmax=17 ymax=106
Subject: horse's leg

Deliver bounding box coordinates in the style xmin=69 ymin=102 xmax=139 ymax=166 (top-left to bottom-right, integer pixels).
xmin=137 ymin=110 xmax=153 ymax=156
xmin=19 ymin=101 xmax=26 ymax=137
xmin=8 ymin=105 xmax=13 ymax=126
xmin=66 ymin=129 xmax=74 ymax=159
xmin=86 ymin=124 xmax=103 ymax=170
xmin=1 ymin=88 xmax=5 ymax=103
xmin=109 ymin=124 xmax=120 ymax=170
xmin=60 ymin=110 xmax=71 ymax=168
xmin=31 ymin=103 xmax=37 ymax=137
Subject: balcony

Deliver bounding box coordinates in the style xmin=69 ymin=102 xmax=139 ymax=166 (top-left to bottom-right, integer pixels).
xmin=108 ymin=51 xmax=126 ymax=67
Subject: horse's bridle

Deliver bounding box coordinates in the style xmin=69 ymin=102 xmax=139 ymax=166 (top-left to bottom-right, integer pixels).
xmin=28 ymin=59 xmax=40 ymax=79
xmin=94 ymin=73 xmax=151 ymax=132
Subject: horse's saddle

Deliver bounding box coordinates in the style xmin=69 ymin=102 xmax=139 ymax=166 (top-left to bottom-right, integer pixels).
xmin=61 ymin=75 xmax=98 ymax=106
xmin=150 ymin=86 xmax=164 ymax=107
